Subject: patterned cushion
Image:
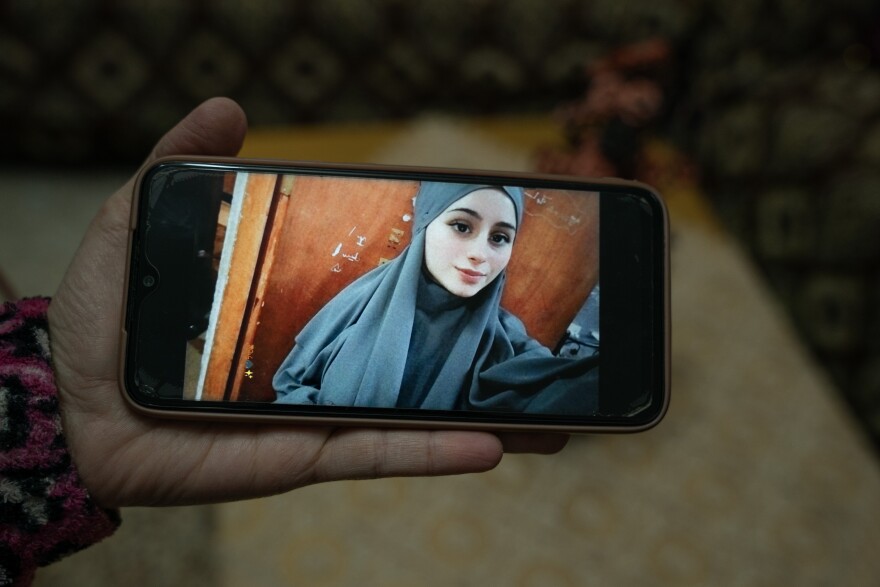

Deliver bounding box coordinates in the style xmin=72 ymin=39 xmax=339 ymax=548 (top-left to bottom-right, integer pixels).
xmin=0 ymin=0 xmax=699 ymax=164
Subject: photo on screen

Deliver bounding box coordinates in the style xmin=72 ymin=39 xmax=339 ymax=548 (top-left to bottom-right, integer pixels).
xmin=184 ymin=171 xmax=600 ymax=415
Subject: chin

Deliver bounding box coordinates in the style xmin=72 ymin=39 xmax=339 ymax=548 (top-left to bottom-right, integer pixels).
xmin=451 ymin=280 xmax=487 ymax=298
xmin=438 ymin=279 xmax=476 ymax=298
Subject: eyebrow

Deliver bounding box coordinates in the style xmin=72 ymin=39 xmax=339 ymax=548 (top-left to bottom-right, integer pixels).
xmin=447 ymin=207 xmax=517 ymax=232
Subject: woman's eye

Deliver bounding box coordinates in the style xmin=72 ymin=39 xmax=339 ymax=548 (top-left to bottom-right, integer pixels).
xmin=491 ymin=233 xmax=511 ymax=244
xmin=451 ymin=222 xmax=470 ymax=233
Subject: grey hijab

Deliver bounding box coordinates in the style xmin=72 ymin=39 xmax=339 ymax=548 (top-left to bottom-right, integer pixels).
xmin=273 ymin=181 xmax=598 ymax=413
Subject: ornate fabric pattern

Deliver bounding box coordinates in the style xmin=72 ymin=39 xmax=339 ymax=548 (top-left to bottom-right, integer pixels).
xmin=0 ymin=0 xmax=676 ymax=164
xmin=676 ymin=4 xmax=880 ymax=446
xmin=0 ymin=298 xmax=119 ymax=587
xmin=533 ymin=5 xmax=880 ymax=447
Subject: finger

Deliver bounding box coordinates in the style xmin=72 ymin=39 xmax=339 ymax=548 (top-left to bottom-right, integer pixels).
xmin=149 ymin=97 xmax=248 ymax=162
xmin=312 ymin=429 xmax=504 ymax=482
xmin=495 ymin=432 xmax=569 ymax=454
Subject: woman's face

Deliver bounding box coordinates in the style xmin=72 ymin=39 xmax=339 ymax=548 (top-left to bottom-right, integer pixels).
xmin=424 ymin=188 xmax=517 ymax=297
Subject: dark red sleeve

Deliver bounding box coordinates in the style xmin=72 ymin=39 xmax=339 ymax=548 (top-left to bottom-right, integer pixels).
xmin=0 ymin=298 xmax=120 ymax=586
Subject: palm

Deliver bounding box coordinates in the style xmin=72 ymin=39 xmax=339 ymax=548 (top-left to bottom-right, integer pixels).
xmin=47 ymin=98 xmax=564 ymax=509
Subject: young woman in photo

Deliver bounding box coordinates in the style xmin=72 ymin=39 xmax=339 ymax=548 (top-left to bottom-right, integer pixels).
xmin=272 ymin=181 xmax=599 ymax=413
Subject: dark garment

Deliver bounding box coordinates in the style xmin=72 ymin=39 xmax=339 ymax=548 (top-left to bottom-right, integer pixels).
xmin=397 ymin=269 xmax=471 ymax=408
xmin=272 ymin=181 xmax=599 ymax=414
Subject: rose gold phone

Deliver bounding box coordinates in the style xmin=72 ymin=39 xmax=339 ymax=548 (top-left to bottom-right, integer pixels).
xmin=121 ymin=157 xmax=669 ymax=432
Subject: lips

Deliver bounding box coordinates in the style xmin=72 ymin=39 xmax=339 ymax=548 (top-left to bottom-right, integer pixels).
xmin=456 ymin=267 xmax=486 ymax=285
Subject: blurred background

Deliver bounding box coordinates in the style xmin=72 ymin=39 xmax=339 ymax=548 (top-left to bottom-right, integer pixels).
xmin=3 ymin=1 xmax=880 ymax=585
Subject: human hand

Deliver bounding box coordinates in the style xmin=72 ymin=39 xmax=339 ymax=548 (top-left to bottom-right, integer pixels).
xmin=48 ymin=98 xmax=567 ymax=508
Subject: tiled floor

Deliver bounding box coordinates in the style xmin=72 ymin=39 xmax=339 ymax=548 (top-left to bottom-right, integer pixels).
xmin=0 ymin=169 xmax=130 ymax=299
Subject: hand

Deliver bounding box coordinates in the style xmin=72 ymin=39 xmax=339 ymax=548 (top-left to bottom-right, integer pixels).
xmin=48 ymin=98 xmax=568 ymax=508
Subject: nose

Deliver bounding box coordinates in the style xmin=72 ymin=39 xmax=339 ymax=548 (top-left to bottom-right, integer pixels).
xmin=467 ymin=242 xmax=489 ymax=265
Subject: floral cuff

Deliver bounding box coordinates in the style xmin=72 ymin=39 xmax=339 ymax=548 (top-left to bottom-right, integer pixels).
xmin=1 ymin=298 xmax=120 ymax=586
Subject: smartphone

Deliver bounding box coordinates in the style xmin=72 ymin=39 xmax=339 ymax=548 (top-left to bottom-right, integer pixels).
xmin=121 ymin=157 xmax=669 ymax=433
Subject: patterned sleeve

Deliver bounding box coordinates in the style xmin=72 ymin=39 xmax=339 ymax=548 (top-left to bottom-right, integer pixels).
xmin=0 ymin=298 xmax=120 ymax=586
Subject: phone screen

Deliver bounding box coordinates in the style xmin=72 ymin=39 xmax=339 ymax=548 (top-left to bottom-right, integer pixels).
xmin=125 ymin=161 xmax=667 ymax=430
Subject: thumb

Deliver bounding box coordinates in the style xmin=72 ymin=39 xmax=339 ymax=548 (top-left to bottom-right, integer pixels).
xmin=148 ymin=97 xmax=248 ymax=162
xmin=49 ymin=98 xmax=248 ymax=388
xmin=91 ymin=97 xmax=248 ymax=240
xmin=101 ymin=97 xmax=248 ymax=234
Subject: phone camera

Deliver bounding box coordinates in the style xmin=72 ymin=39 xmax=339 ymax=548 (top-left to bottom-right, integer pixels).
xmin=143 ymin=275 xmax=157 ymax=288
